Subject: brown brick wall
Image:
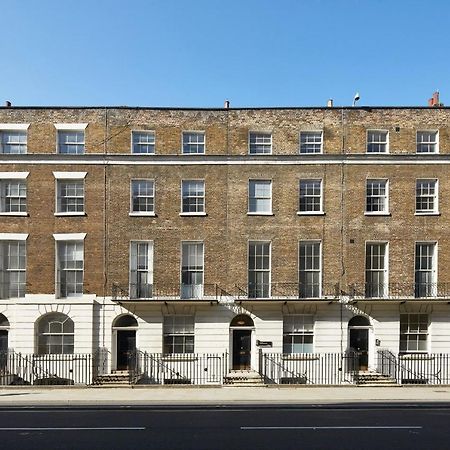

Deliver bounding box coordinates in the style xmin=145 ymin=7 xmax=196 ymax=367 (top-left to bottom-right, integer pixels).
xmin=1 ymin=106 xmax=450 ymax=299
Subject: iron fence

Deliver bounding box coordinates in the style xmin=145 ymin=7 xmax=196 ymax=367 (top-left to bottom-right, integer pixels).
xmin=235 ymin=283 xmax=341 ymax=300
xmin=259 ymin=351 xmax=359 ymax=385
xmin=128 ymin=351 xmax=228 ymax=385
xmin=377 ymin=350 xmax=450 ymax=384
xmin=348 ymin=282 xmax=450 ymax=300
xmin=0 ymin=351 xmax=92 ymax=385
xmin=112 ymin=283 xmax=220 ymax=301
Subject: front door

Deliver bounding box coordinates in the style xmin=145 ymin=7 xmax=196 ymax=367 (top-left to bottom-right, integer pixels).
xmin=0 ymin=330 xmax=8 ymax=370
xmin=232 ymin=330 xmax=251 ymax=370
xmin=116 ymin=330 xmax=136 ymax=370
xmin=349 ymin=328 xmax=369 ymax=371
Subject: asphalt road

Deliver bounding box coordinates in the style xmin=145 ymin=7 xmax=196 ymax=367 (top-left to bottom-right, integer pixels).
xmin=1 ymin=403 xmax=450 ymax=450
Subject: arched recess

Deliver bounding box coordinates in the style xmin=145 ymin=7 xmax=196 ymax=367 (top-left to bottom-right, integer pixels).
xmin=35 ymin=312 xmax=74 ymax=355
xmin=230 ymin=314 xmax=255 ymax=370
xmin=0 ymin=313 xmax=10 ymax=361
xmin=348 ymin=315 xmax=372 ymax=371
xmin=112 ymin=314 xmax=138 ymax=371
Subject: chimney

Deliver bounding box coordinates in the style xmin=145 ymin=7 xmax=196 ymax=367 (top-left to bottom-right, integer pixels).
xmin=327 ymin=99 xmax=333 ymax=108
xmin=224 ymin=100 xmax=230 ymax=109
xmin=428 ymin=91 xmax=442 ymax=107
xmin=5 ymin=101 xmax=11 ymax=108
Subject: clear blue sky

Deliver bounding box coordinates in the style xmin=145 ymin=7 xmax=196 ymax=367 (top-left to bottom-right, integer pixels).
xmin=1 ymin=0 xmax=449 ymax=107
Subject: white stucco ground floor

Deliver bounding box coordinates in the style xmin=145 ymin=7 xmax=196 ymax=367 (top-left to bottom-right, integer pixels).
xmin=1 ymin=297 xmax=450 ymax=385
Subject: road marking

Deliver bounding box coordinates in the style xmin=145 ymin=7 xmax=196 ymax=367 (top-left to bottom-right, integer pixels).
xmin=241 ymin=426 xmax=422 ymax=430
xmin=0 ymin=427 xmax=145 ymax=431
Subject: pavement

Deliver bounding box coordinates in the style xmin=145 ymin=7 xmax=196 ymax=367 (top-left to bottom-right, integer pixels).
xmin=1 ymin=385 xmax=450 ymax=407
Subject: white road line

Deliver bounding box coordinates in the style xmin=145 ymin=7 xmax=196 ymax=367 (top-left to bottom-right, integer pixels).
xmin=0 ymin=427 xmax=145 ymax=431
xmin=241 ymin=426 xmax=423 ymax=430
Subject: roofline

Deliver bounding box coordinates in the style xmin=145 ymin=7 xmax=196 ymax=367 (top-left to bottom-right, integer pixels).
xmin=0 ymin=105 xmax=448 ymax=111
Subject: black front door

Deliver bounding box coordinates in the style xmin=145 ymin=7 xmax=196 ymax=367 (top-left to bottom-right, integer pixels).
xmin=232 ymin=330 xmax=251 ymax=370
xmin=0 ymin=330 xmax=8 ymax=370
xmin=349 ymin=328 xmax=369 ymax=371
xmin=116 ymin=330 xmax=136 ymax=370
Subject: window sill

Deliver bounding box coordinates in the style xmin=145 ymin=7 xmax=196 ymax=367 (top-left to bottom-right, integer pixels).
xmin=54 ymin=212 xmax=86 ymax=217
xmin=129 ymin=212 xmax=156 ymax=217
xmin=247 ymin=212 xmax=274 ymax=216
xmin=297 ymin=211 xmax=325 ymax=216
xmin=415 ymin=212 xmax=440 ymax=216
xmin=364 ymin=212 xmax=391 ymax=216
xmin=0 ymin=212 xmax=28 ymax=217
xmin=179 ymin=212 xmax=207 ymax=217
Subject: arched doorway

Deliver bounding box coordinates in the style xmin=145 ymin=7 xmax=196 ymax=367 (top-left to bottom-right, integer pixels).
xmin=112 ymin=315 xmax=138 ymax=371
xmin=0 ymin=314 xmax=10 ymax=370
xmin=348 ymin=316 xmax=371 ymax=371
xmin=230 ymin=315 xmax=254 ymax=370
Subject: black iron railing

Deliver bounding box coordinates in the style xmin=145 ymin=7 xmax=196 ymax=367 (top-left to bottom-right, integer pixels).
xmin=259 ymin=352 xmax=359 ymax=385
xmin=0 ymin=351 xmax=92 ymax=385
xmin=112 ymin=283 xmax=220 ymax=301
xmin=235 ymin=283 xmax=341 ymax=300
xmin=0 ymin=282 xmax=26 ymax=299
xmin=348 ymin=283 xmax=450 ymax=300
xmin=377 ymin=350 xmax=450 ymax=384
xmin=128 ymin=351 xmax=228 ymax=385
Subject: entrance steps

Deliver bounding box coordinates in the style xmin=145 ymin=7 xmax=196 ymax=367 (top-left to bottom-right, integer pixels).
xmin=355 ymin=371 xmax=398 ymax=386
xmin=93 ymin=370 xmax=130 ymax=386
xmin=224 ymin=370 xmax=266 ymax=386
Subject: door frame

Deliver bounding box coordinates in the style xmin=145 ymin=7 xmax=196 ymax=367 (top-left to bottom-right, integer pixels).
xmin=229 ymin=326 xmax=255 ymax=370
xmin=348 ymin=325 xmax=373 ymax=371
xmin=112 ymin=326 xmax=138 ymax=371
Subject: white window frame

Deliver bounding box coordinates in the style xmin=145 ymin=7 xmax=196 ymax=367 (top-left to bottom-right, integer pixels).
xmin=53 ymin=234 xmax=86 ymax=299
xmin=180 ymin=241 xmax=204 ymax=299
xmin=0 ymin=238 xmax=27 ymax=299
xmin=248 ymin=241 xmax=271 ymax=298
xmin=297 ymin=179 xmax=324 ymax=215
xmin=365 ymin=242 xmax=389 ymax=298
xmin=180 ymin=180 xmax=206 ymax=216
xmin=298 ymin=241 xmax=322 ymax=298
xmin=248 ymin=131 xmax=272 ymax=155
xmin=416 ymin=130 xmax=439 ymax=154
xmin=248 ymin=179 xmax=273 ymax=215
xmin=53 ymin=172 xmax=87 ymax=216
xmin=415 ymin=179 xmax=439 ymax=215
xmin=130 ymin=179 xmax=155 ymax=216
xmin=36 ymin=312 xmax=75 ymax=355
xmin=299 ymin=131 xmax=323 ymax=154
xmin=399 ymin=313 xmax=429 ymax=354
xmin=415 ymin=242 xmax=437 ymax=298
xmin=131 ymin=130 xmax=155 ymax=154
xmin=129 ymin=241 xmax=154 ymax=299
xmin=163 ymin=315 xmax=195 ymax=355
xmin=0 ymin=172 xmax=29 ymax=216
xmin=0 ymin=124 xmax=29 ymax=154
xmin=365 ymin=179 xmax=389 ymax=215
xmin=55 ymin=124 xmax=87 ymax=155
xmin=283 ymin=315 xmax=314 ymax=354
xmin=366 ymin=129 xmax=389 ymax=154
xmin=182 ymin=131 xmax=205 ymax=154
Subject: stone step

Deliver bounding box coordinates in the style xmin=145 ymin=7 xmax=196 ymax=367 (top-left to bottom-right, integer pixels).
xmin=223 ymin=370 xmax=265 ymax=386
xmin=355 ymin=372 xmax=398 ymax=385
xmin=93 ymin=373 xmax=131 ymax=385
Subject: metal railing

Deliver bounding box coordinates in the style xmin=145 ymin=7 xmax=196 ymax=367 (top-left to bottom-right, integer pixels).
xmin=235 ymin=283 xmax=340 ymax=300
xmin=0 ymin=282 xmax=26 ymax=299
xmin=377 ymin=350 xmax=450 ymax=384
xmin=112 ymin=283 xmax=220 ymax=301
xmin=128 ymin=351 xmax=228 ymax=385
xmin=348 ymin=283 xmax=450 ymax=300
xmin=0 ymin=351 xmax=92 ymax=385
xmin=259 ymin=352 xmax=359 ymax=385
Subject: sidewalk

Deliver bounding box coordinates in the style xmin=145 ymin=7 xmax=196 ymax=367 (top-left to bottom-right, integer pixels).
xmin=1 ymin=385 xmax=450 ymax=407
